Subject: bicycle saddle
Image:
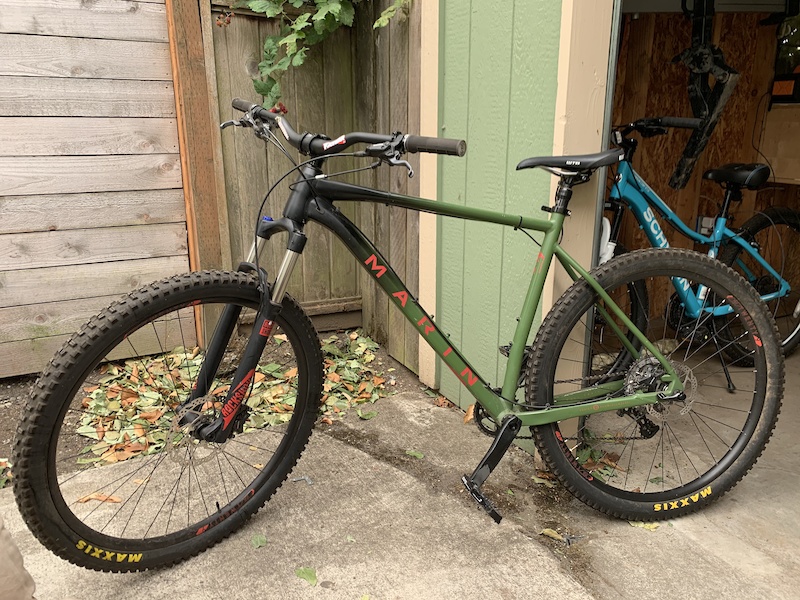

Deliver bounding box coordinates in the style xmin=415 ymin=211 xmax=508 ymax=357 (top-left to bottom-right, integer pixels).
xmin=516 ymin=148 xmax=624 ymax=172
xmin=703 ymin=163 xmax=770 ymax=190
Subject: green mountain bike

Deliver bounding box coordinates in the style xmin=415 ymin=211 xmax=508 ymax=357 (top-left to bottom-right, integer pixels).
xmin=13 ymin=99 xmax=783 ymax=572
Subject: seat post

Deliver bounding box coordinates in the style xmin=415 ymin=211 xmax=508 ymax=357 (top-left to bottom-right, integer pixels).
xmin=551 ymin=177 xmax=575 ymax=215
xmin=718 ymin=184 xmax=742 ymax=220
xmin=550 ymin=173 xmax=591 ymax=216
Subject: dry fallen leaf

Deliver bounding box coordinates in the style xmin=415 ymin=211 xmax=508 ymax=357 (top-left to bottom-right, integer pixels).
xmin=464 ymin=404 xmax=475 ymax=424
xmin=629 ymin=521 xmax=659 ymax=531
xmin=434 ymin=395 xmax=454 ymax=408
xmin=78 ymin=492 xmax=122 ymax=504
xmin=138 ymin=410 xmax=164 ymax=423
xmin=540 ymin=528 xmax=564 ymax=542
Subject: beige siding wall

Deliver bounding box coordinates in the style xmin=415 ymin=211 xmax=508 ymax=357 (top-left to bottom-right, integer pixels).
xmin=0 ymin=0 xmax=189 ymax=377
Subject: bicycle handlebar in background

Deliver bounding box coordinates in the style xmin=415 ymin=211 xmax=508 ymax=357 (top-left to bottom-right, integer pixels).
xmin=231 ymin=98 xmax=467 ymax=158
xmin=657 ymin=116 xmax=703 ymax=130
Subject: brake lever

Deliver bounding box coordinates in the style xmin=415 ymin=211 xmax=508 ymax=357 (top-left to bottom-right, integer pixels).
xmin=387 ymin=154 xmax=414 ymax=179
xmin=364 ymin=134 xmax=414 ymax=178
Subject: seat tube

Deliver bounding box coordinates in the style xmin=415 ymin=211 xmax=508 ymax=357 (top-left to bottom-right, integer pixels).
xmin=499 ymin=211 xmax=565 ymax=399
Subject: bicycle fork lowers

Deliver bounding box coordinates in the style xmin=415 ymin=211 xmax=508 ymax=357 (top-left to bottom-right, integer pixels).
xmin=177 ymin=218 xmax=307 ymax=443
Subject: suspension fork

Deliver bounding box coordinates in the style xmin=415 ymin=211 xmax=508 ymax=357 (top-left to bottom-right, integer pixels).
xmin=183 ymin=229 xmax=307 ymax=443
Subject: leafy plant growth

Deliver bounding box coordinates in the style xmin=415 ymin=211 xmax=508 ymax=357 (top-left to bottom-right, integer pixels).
xmin=220 ymin=0 xmax=409 ymax=108
xmin=0 ymin=458 xmax=11 ymax=489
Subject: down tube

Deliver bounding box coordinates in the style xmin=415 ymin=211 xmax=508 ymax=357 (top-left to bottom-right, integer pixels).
xmin=307 ymin=198 xmax=512 ymax=420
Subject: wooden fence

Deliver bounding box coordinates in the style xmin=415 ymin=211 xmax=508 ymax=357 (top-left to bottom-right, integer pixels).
xmin=0 ymin=0 xmax=190 ymax=377
xmin=0 ymin=0 xmax=423 ymax=378
xmin=206 ymin=0 xmax=422 ymax=372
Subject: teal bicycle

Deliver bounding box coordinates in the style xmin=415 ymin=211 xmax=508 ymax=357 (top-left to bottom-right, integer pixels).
xmin=603 ymin=117 xmax=800 ymax=358
xmin=13 ymin=100 xmax=783 ymax=571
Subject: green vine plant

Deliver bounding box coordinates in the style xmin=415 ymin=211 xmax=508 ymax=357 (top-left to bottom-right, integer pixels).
xmin=219 ymin=0 xmax=409 ymax=109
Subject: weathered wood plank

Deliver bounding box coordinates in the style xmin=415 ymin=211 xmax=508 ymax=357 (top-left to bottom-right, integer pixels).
xmin=404 ymin=0 xmax=422 ymax=374
xmin=0 ymin=295 xmax=124 ymax=342
xmin=0 ymin=313 xmax=196 ymax=378
xmin=0 ymin=0 xmax=168 ymax=43
xmin=387 ymin=9 xmax=410 ymax=365
xmin=0 ymin=222 xmax=188 ymax=271
xmin=259 ymin=17 xmax=304 ymax=298
xmin=0 ymin=190 xmax=186 ymax=235
xmin=324 ymin=27 xmax=359 ymax=301
xmin=0 ymin=256 xmax=189 ymax=307
xmin=373 ymin=0 xmax=392 ymax=346
xmin=0 ymin=76 xmax=176 ymax=117
xmin=214 ymin=15 xmax=270 ymax=267
xmin=294 ymin=41 xmax=331 ymax=302
xmin=0 ymin=117 xmax=179 ymax=156
xmin=1 ymin=297 xmax=195 ymax=345
xmin=1 ymin=34 xmax=172 ymax=80
xmin=166 ymin=0 xmax=225 ymax=271
xmin=200 ymin=0 xmax=233 ymax=269
xmin=0 ymin=154 xmax=182 ymax=196
xmin=353 ymin=1 xmax=378 ymax=337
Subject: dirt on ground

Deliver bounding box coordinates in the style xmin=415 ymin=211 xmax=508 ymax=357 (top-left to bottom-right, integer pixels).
xmin=0 ymin=375 xmax=36 ymax=461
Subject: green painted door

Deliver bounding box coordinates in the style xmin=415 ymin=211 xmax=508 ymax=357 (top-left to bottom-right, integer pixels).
xmin=437 ymin=0 xmax=562 ymax=407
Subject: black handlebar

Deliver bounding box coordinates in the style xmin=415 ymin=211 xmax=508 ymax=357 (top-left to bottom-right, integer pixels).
xmin=231 ymin=98 xmax=467 ymax=158
xmin=404 ymin=135 xmax=467 ymax=156
xmin=656 ymin=116 xmax=702 ymax=130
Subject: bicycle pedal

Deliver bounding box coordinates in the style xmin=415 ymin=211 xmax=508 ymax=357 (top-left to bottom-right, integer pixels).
xmin=462 ymin=474 xmax=502 ymax=524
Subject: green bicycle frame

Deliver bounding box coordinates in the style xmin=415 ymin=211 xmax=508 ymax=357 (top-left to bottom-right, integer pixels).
xmin=307 ymin=178 xmax=681 ymax=428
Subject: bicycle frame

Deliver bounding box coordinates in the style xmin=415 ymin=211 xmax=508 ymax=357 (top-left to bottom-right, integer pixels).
xmin=609 ymin=160 xmax=790 ymax=304
xmin=291 ymin=175 xmax=680 ymax=428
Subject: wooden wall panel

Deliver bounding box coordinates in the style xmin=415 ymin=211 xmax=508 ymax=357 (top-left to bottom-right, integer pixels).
xmin=612 ymin=12 xmax=778 ymax=253
xmin=0 ymin=0 xmax=168 ymax=42
xmin=1 ymin=34 xmax=172 ymax=80
xmin=1 ymin=190 xmax=185 ymax=234
xmin=0 ymin=0 xmax=189 ymax=378
xmin=0 ymin=154 xmax=182 ymax=196
xmin=0 ymin=118 xmax=179 ymax=156
xmin=0 ymin=77 xmax=176 ymax=117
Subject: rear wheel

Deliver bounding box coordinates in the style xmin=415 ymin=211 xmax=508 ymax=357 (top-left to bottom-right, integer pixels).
xmin=13 ymin=271 xmax=323 ymax=571
xmin=526 ymin=249 xmax=782 ymax=520
xmin=718 ymin=206 xmax=800 ymax=358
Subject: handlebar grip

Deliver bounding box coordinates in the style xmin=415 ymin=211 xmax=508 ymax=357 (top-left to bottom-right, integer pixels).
xmin=232 ymin=97 xmax=258 ymax=112
xmin=658 ymin=116 xmax=703 ymax=130
xmin=232 ymin=98 xmax=276 ymax=121
xmin=404 ymin=135 xmax=467 ymax=157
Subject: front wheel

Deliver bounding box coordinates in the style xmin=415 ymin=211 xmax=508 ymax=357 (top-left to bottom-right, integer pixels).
xmin=13 ymin=271 xmax=323 ymax=571
xmin=525 ymin=249 xmax=782 ymax=521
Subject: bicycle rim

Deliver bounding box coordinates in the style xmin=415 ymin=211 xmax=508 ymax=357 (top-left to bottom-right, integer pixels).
xmin=14 ymin=272 xmax=321 ymax=570
xmin=729 ymin=216 xmax=800 ymax=353
xmin=527 ymin=249 xmax=782 ymax=520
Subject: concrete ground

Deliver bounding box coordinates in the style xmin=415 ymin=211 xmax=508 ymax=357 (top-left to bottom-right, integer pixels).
xmin=2 ymin=353 xmax=798 ymax=600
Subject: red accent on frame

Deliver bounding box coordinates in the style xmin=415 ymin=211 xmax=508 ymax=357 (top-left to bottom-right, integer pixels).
xmin=222 ymin=370 xmax=255 ymax=429
xmin=364 ymin=254 xmax=387 ymax=278
xmin=460 ymin=367 xmax=478 ymax=386
xmin=392 ymin=290 xmax=409 ymax=307
xmin=417 ymin=316 xmax=435 ymax=336
xmin=259 ymin=319 xmax=274 ymax=337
